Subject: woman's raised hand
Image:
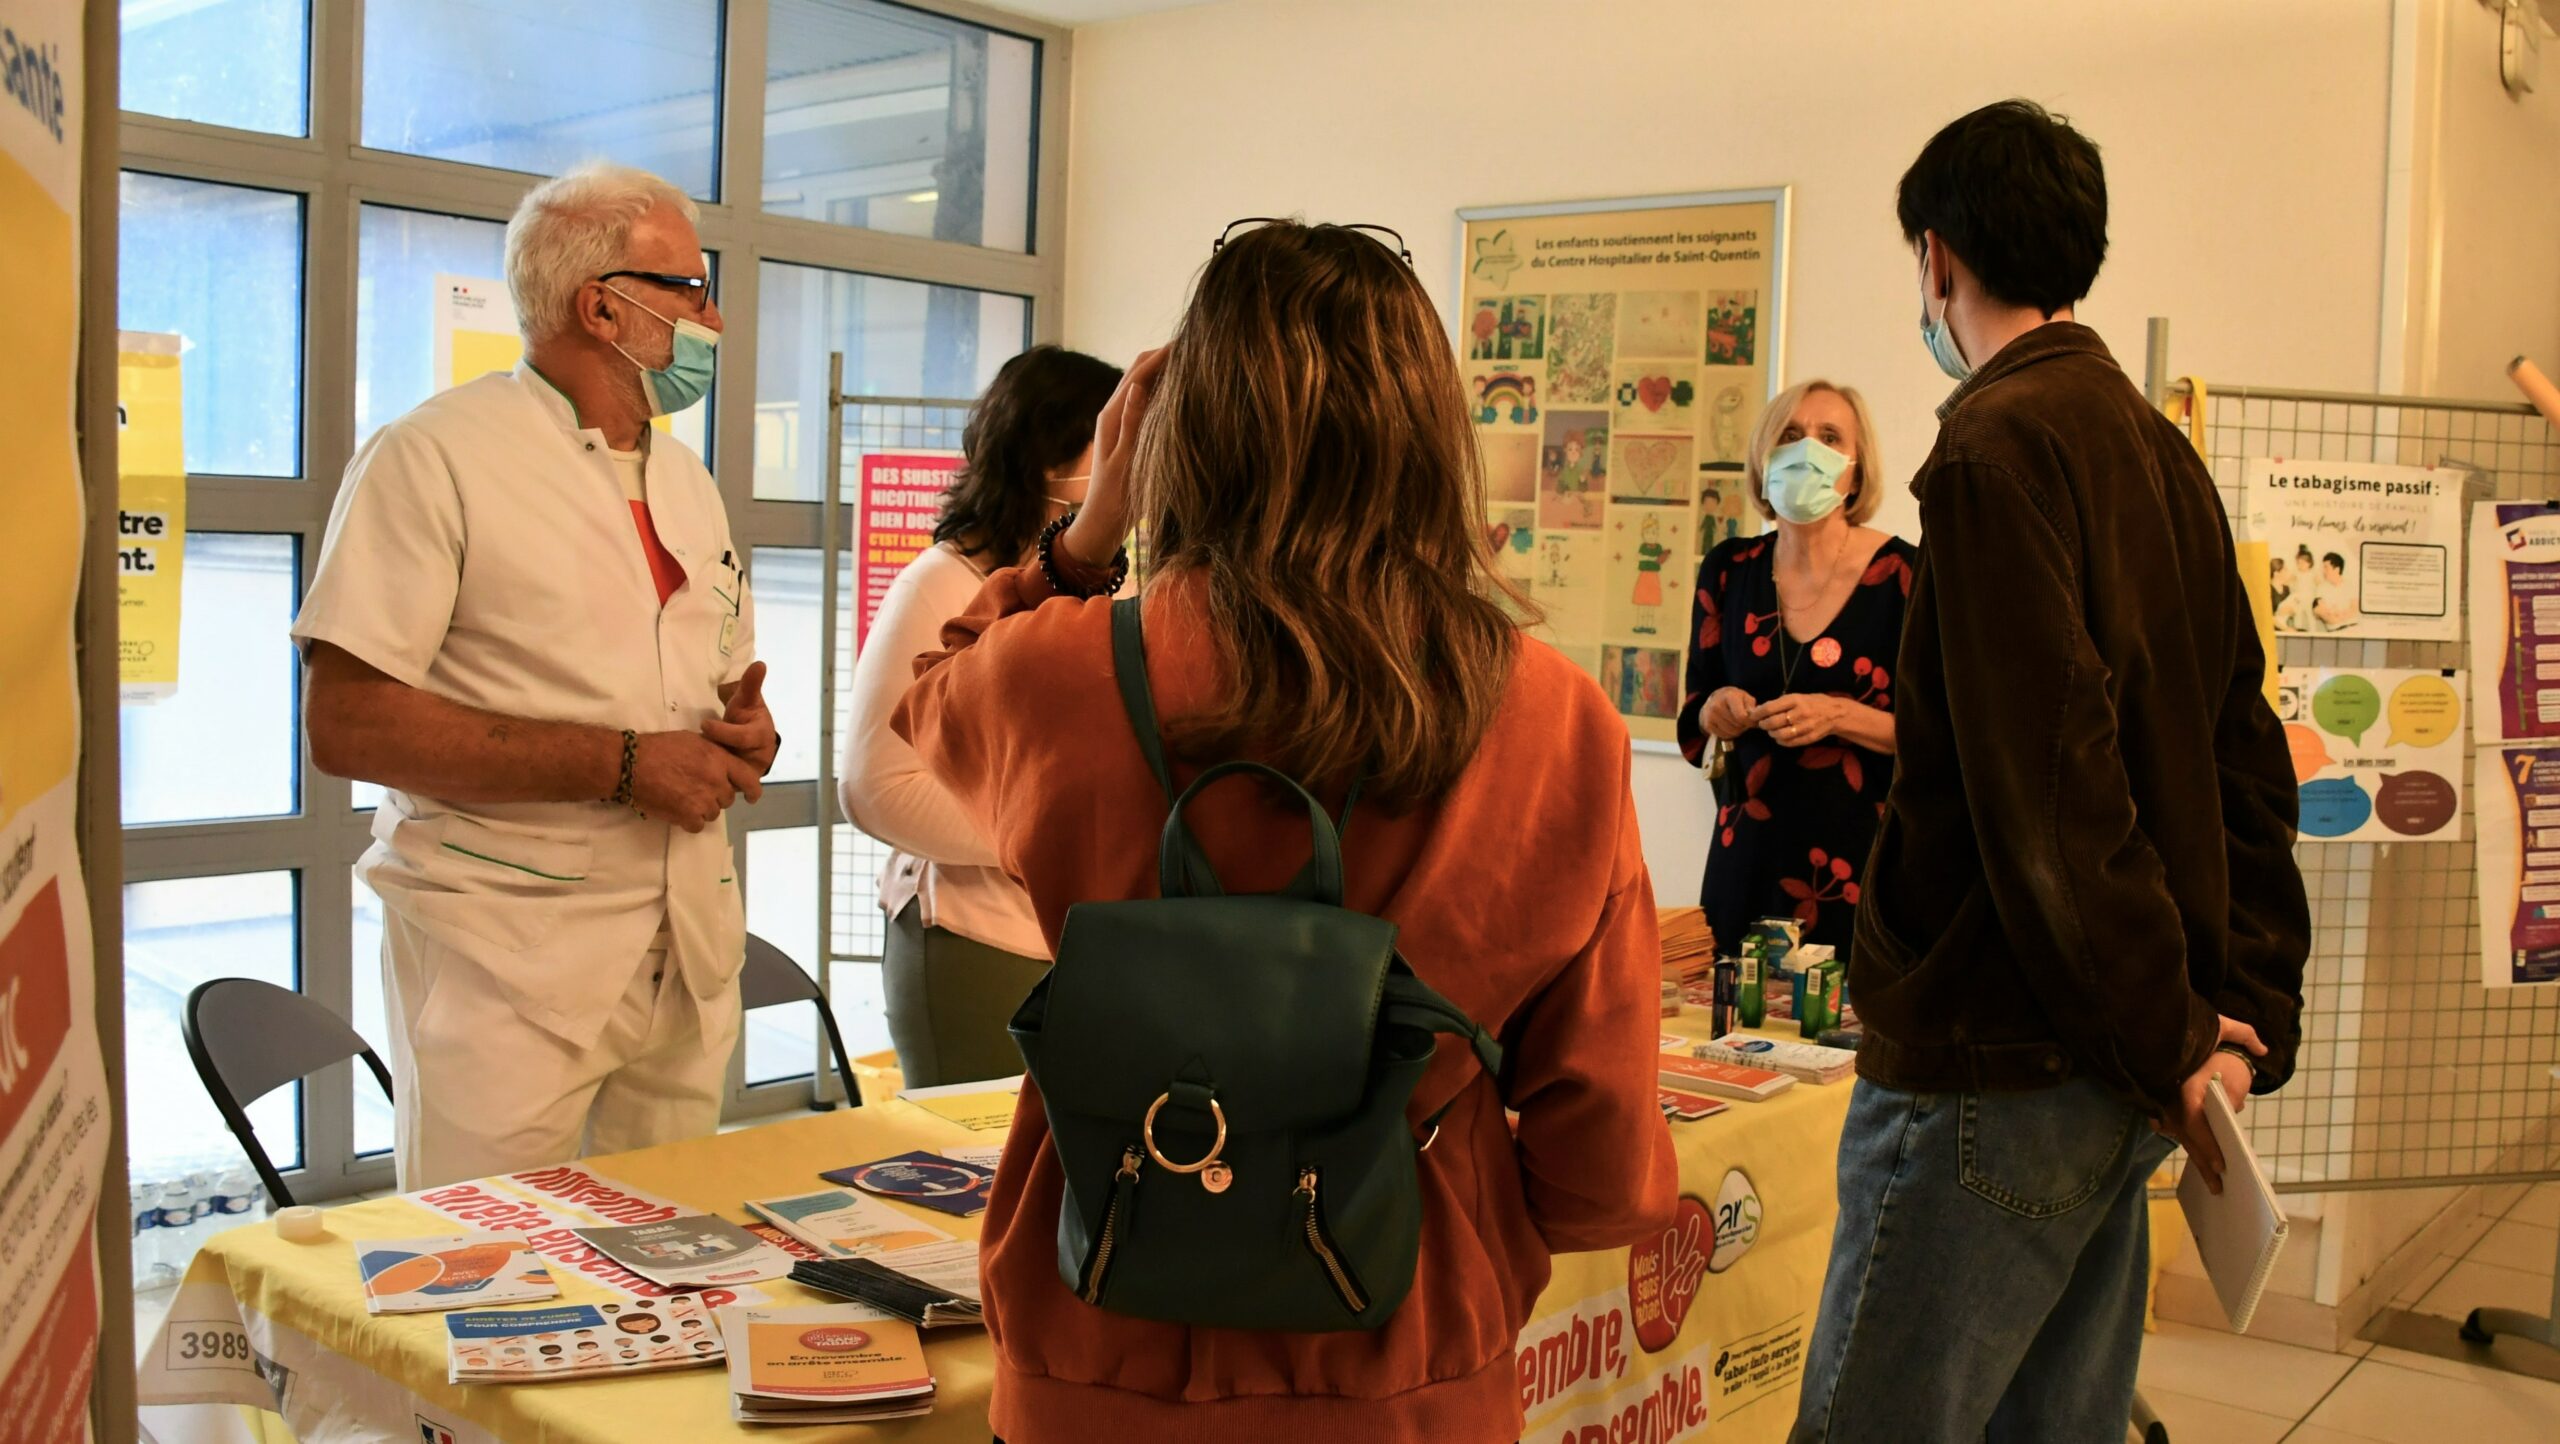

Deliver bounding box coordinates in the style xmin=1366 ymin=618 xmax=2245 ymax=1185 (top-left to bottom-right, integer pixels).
xmin=1061 ymin=345 xmax=1167 ymax=570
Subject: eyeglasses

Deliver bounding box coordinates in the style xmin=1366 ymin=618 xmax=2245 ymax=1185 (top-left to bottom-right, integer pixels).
xmin=1213 ymin=217 xmax=1412 ymax=264
xmin=596 ymin=269 xmax=714 ymax=308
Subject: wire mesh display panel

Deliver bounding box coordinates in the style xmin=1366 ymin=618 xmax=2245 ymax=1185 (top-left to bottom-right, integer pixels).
xmin=816 ymin=391 xmax=976 ymax=1021
xmin=2176 ymin=380 xmax=2560 ymax=1191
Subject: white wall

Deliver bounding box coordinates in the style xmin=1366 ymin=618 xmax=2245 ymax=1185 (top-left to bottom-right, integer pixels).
xmin=2406 ymin=0 xmax=2560 ymax=400
xmin=1060 ymin=0 xmax=2398 ymax=894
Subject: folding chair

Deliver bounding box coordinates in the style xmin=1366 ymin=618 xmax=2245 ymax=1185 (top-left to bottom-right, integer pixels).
xmin=181 ymin=977 xmax=394 ymax=1209
xmin=740 ymin=931 xmax=864 ymax=1110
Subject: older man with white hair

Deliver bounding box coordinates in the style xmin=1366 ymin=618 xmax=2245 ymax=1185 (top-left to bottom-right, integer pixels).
xmin=293 ymin=162 xmax=777 ymax=1188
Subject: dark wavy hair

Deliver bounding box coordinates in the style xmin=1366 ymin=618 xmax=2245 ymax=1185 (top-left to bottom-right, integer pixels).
xmin=936 ymin=345 xmax=1123 ymax=564
xmin=1897 ymin=98 xmax=2107 ymax=316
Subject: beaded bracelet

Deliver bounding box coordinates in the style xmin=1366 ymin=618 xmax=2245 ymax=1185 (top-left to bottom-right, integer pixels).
xmin=610 ymin=728 xmax=640 ymax=809
xmin=1037 ymin=511 xmax=1129 ymax=599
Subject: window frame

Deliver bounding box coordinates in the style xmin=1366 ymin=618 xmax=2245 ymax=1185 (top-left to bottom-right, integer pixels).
xmin=115 ymin=0 xmax=1070 ymax=1203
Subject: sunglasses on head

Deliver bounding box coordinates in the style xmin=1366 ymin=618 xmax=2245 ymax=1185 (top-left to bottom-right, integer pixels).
xmin=1213 ymin=217 xmax=1413 ymax=264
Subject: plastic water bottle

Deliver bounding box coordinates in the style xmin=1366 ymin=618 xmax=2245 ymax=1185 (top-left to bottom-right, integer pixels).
xmin=213 ymin=1167 xmax=257 ymax=1226
xmin=132 ymin=1181 xmax=176 ymax=1290
xmin=154 ymin=1181 xmax=197 ymax=1280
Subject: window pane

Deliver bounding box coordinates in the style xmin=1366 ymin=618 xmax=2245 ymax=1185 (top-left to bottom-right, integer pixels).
xmin=765 ymin=0 xmax=1037 ymax=253
xmin=354 ymin=206 xmax=503 ymax=446
xmin=351 ymin=876 xmax=392 ymax=1157
xmin=122 ymin=0 xmax=310 ymax=137
xmin=750 ymin=547 xmax=851 ymax=784
xmin=744 ymin=826 xmax=888 ymax=1086
xmin=124 ymin=872 xmax=300 ymax=1186
xmin=120 ymin=533 xmax=299 ymax=825
xmin=119 ymin=172 xmax=305 ymax=477
xmin=360 ymin=0 xmax=722 ymax=199
xmin=754 ymin=260 xmax=1027 ymax=501
xmin=355 ymin=203 xmax=711 ymax=468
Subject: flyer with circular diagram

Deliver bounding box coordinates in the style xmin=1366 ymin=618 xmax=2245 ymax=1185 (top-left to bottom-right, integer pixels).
xmin=2276 ymin=667 xmax=2465 ymax=842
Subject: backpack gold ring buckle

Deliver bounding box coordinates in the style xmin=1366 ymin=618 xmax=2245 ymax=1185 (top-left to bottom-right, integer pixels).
xmin=1142 ymin=1093 xmax=1228 ymax=1174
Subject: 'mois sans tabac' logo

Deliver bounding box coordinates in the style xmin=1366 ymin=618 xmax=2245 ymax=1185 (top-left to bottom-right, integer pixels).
xmin=1626 ymin=1196 xmax=1711 ymax=1353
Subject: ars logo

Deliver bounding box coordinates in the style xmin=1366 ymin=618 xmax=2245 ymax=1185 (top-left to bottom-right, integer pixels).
xmin=1626 ymin=1195 xmax=1713 ymax=1352
xmin=1708 ymin=1168 xmax=1763 ymax=1274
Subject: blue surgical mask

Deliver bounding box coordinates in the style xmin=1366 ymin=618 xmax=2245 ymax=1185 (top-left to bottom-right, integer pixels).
xmin=1919 ymin=246 xmax=1971 ymax=381
xmin=606 ymin=286 xmax=719 ymax=415
xmin=1764 ymin=438 xmax=1851 ymax=524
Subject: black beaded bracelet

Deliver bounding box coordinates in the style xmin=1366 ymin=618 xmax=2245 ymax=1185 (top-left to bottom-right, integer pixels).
xmin=610 ymin=728 xmax=639 ymax=808
xmin=1037 ymin=510 xmax=1129 ymax=599
xmin=2213 ymin=1042 xmax=2263 ymax=1080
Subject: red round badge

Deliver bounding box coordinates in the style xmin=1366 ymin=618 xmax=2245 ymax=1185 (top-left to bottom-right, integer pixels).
xmin=1810 ymin=638 xmax=1842 ymax=669
xmin=1626 ymin=1195 xmax=1713 ymax=1352
xmin=799 ymin=1326 xmax=873 ymax=1353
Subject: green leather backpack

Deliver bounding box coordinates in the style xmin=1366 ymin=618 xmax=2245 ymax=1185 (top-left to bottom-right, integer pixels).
xmin=1005 ymin=598 xmax=1503 ymax=1332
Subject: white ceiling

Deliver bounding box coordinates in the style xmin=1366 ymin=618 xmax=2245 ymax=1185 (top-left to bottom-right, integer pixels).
xmin=987 ymin=0 xmax=1225 ymax=25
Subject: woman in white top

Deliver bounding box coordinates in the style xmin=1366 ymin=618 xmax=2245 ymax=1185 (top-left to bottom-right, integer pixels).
xmin=840 ymin=346 xmax=1122 ymax=1087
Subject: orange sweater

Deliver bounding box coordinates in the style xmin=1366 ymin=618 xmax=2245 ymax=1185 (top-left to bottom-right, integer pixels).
xmin=896 ymin=567 xmax=1680 ymax=1444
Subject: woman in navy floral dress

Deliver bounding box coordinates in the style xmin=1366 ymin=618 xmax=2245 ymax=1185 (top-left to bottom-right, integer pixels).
xmin=1676 ymin=380 xmax=1914 ymax=953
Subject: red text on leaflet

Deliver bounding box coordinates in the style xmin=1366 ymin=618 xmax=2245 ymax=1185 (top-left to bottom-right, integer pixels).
xmin=856 ymin=452 xmax=962 ymax=650
xmin=0 ymin=1235 xmax=97 ymax=1444
xmin=508 ymin=1165 xmax=680 ymax=1225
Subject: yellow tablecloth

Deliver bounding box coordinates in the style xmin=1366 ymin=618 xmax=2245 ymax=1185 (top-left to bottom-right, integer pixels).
xmin=137 ymin=1101 xmax=1002 ymax=1444
xmin=135 ymin=1018 xmax=1855 ymax=1444
xmin=1517 ymin=1013 xmax=1855 ymax=1443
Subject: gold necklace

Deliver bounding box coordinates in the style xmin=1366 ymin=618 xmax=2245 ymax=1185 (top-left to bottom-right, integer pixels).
xmin=1772 ymin=535 xmax=1860 ymax=692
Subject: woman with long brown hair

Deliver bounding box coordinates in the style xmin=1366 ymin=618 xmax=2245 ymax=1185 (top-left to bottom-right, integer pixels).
xmin=896 ymin=219 xmax=1676 ymax=1443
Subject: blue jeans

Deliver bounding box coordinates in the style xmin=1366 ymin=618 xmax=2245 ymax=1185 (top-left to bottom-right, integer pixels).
xmin=1791 ymin=1078 xmax=2175 ymax=1443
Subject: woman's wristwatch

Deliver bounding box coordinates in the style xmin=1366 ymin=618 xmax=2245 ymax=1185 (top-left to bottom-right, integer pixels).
xmin=1037 ymin=511 xmax=1129 ymax=599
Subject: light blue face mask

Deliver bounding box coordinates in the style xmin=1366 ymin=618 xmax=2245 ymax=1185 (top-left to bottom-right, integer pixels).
xmin=1764 ymin=437 xmax=1852 ymax=524
xmin=1919 ymin=245 xmax=1971 ymax=382
xmin=606 ymin=285 xmax=719 ymax=415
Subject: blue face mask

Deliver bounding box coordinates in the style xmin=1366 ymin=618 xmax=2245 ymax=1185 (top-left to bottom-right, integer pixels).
xmin=1919 ymin=246 xmax=1971 ymax=382
xmin=1764 ymin=437 xmax=1852 ymax=524
xmin=606 ymin=286 xmax=719 ymax=415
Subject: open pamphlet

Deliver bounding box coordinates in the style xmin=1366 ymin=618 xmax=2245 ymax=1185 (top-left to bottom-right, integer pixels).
xmin=2177 ymin=1079 xmax=2289 ymax=1334
xmin=748 ymin=1188 xmax=981 ymax=1327
xmin=721 ymin=1302 xmax=936 ymax=1424
xmin=566 ymin=1215 xmax=795 ymax=1290
xmin=356 ymin=1234 xmax=559 ymax=1315
xmin=898 ymin=1076 xmax=1022 ymax=1133
xmin=745 ymin=1189 xmax=955 ymax=1258
xmin=444 ymin=1296 xmax=725 ymax=1384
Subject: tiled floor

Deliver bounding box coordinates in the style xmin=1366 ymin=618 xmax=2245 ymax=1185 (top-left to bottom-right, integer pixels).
xmin=2139 ymin=1183 xmax=2560 ymax=1443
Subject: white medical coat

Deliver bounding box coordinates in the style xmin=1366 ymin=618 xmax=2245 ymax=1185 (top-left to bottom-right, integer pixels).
xmin=293 ymin=365 xmax=754 ymax=1049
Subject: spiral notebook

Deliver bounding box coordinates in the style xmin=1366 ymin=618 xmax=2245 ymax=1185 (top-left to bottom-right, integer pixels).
xmin=2177 ymin=1079 xmax=2289 ymax=1334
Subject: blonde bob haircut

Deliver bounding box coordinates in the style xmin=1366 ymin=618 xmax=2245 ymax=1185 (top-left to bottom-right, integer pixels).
xmin=1744 ymin=379 xmax=1886 ymax=526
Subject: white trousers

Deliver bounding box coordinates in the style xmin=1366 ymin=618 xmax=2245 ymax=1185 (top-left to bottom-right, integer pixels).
xmin=380 ymin=911 xmax=742 ymax=1190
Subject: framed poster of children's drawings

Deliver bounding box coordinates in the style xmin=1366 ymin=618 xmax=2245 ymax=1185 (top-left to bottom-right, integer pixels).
xmin=1457 ymin=188 xmax=1789 ymax=747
